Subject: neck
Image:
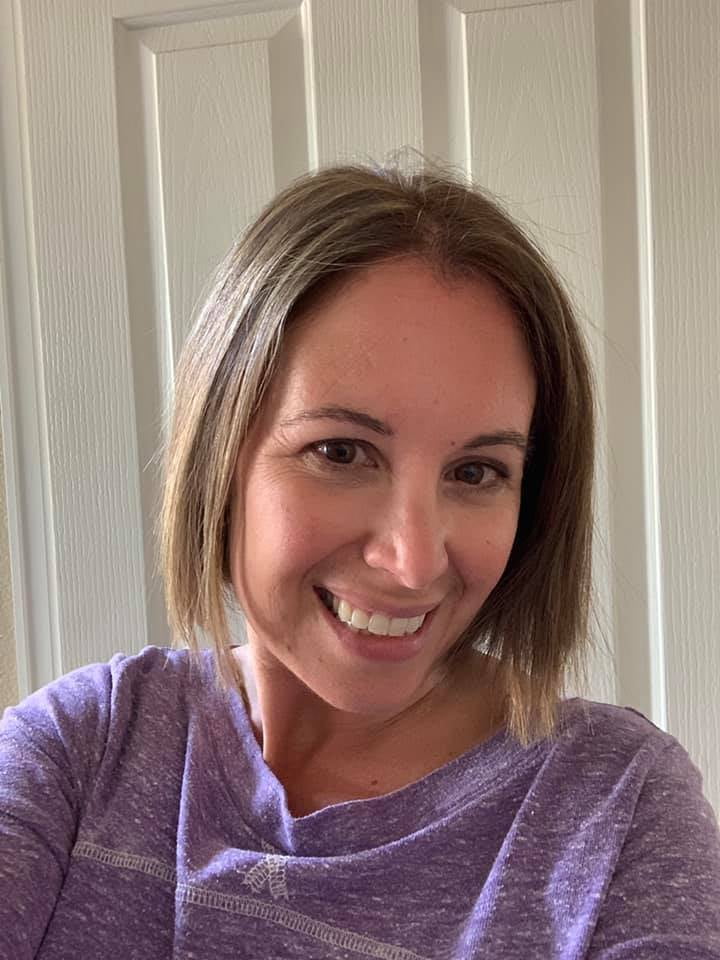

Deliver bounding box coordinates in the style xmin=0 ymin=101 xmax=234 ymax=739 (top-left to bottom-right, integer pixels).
xmin=233 ymin=643 xmax=507 ymax=814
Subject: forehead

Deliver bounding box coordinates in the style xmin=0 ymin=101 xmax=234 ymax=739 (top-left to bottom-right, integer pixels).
xmin=268 ymin=258 xmax=535 ymax=432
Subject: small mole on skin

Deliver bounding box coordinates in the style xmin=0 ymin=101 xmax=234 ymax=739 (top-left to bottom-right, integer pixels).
xmin=370 ymin=779 xmax=379 ymax=786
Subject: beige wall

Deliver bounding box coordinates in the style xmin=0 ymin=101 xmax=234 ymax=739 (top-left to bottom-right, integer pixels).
xmin=0 ymin=424 xmax=17 ymax=712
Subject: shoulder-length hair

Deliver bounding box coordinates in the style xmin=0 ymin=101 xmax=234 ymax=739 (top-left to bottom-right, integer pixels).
xmin=158 ymin=162 xmax=595 ymax=745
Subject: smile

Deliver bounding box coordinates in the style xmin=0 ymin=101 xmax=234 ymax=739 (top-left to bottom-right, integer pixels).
xmin=316 ymin=588 xmax=428 ymax=637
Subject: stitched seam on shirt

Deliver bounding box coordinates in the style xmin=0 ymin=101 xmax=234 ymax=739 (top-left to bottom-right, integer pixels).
xmin=177 ymin=884 xmax=429 ymax=959
xmin=74 ymin=840 xmax=177 ymax=884
xmin=72 ymin=841 xmax=430 ymax=960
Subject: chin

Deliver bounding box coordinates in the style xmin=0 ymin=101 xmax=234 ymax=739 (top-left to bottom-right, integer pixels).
xmin=299 ymin=665 xmax=440 ymax=720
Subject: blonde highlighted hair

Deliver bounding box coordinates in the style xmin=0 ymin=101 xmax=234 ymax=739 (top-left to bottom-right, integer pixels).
xmin=159 ymin=161 xmax=595 ymax=745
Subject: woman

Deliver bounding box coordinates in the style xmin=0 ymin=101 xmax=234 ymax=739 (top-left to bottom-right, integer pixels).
xmin=1 ymin=163 xmax=719 ymax=959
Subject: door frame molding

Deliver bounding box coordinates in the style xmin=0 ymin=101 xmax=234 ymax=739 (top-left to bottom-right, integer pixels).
xmin=0 ymin=0 xmax=56 ymax=696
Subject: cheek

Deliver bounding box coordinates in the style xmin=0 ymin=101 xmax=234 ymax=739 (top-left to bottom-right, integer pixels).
xmin=242 ymin=475 xmax=346 ymax=581
xmin=457 ymin=505 xmax=520 ymax=589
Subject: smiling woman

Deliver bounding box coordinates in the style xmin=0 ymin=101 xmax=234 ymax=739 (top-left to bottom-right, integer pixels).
xmin=224 ymin=258 xmax=535 ymax=808
xmin=1 ymin=163 xmax=719 ymax=959
xmin=163 ymin=165 xmax=595 ymax=755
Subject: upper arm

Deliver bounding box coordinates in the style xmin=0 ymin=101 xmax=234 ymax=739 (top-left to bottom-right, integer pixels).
xmin=0 ymin=664 xmax=110 ymax=959
xmin=588 ymin=740 xmax=720 ymax=959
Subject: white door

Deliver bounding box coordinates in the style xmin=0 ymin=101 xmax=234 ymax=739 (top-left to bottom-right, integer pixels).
xmin=1 ymin=0 xmax=718 ymax=812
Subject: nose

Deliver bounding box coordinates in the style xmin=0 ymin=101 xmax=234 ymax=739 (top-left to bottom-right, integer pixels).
xmin=362 ymin=484 xmax=449 ymax=592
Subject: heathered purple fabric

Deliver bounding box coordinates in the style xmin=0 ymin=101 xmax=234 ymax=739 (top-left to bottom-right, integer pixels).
xmin=1 ymin=645 xmax=719 ymax=959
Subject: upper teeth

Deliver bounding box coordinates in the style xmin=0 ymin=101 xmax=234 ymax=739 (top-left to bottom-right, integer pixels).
xmin=331 ymin=594 xmax=426 ymax=637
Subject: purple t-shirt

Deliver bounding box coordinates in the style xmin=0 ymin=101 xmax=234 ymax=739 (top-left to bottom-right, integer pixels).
xmin=1 ymin=645 xmax=719 ymax=959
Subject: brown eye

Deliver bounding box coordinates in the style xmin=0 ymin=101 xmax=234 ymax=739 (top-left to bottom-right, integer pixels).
xmin=317 ymin=440 xmax=358 ymax=464
xmin=453 ymin=462 xmax=496 ymax=485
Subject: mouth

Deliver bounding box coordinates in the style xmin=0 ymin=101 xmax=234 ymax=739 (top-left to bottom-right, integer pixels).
xmin=314 ymin=586 xmax=434 ymax=638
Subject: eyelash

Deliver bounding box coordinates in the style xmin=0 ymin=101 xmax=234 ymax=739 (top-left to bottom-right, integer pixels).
xmin=304 ymin=439 xmax=510 ymax=490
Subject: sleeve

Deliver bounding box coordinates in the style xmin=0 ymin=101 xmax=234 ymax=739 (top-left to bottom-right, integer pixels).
xmin=0 ymin=660 xmax=112 ymax=960
xmin=588 ymin=738 xmax=720 ymax=959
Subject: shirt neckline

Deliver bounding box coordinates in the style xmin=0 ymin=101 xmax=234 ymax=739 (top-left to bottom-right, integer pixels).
xmin=197 ymin=648 xmax=544 ymax=857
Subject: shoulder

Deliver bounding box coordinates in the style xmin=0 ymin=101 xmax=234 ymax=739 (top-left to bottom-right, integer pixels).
xmin=548 ymin=698 xmax=716 ymax=832
xmin=559 ymin=704 xmax=720 ymax=951
xmin=523 ymin=697 xmax=697 ymax=816
xmin=1 ymin=646 xmax=214 ymax=782
xmin=2 ymin=644 xmax=208 ymax=727
xmin=554 ymin=696 xmax=677 ymax=762
xmin=526 ymin=699 xmax=719 ymax=890
xmin=103 ymin=643 xmax=212 ymax=706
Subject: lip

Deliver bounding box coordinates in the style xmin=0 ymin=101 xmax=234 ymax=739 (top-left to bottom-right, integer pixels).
xmin=315 ymin=586 xmax=439 ymax=620
xmin=315 ymin=589 xmax=433 ymax=662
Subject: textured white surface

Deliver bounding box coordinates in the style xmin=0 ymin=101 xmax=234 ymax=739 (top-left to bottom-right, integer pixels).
xmin=9 ymin=0 xmax=147 ymax=679
xmin=156 ymin=40 xmax=276 ymax=345
xmin=594 ymin=0 xmax=666 ymax=726
xmin=416 ymin=0 xmax=468 ymax=166
xmin=139 ymin=7 xmax=296 ymax=48
xmin=112 ymin=0 xmax=296 ymax=22
xmin=140 ymin=5 xmax=303 ymax=349
xmin=307 ymin=0 xmax=423 ymax=163
xmin=113 ymin=5 xmax=302 ymax=657
xmin=0 ymin=434 xmax=16 ymax=712
xmin=466 ymin=1 xmax=603 ymax=310
xmin=646 ymin=0 xmax=720 ymax=811
xmin=452 ymin=0 xmax=566 ymax=10
xmin=0 ymin=0 xmax=27 ymax=705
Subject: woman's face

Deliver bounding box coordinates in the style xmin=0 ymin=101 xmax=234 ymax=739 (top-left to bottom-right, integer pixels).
xmin=229 ymin=257 xmax=536 ymax=717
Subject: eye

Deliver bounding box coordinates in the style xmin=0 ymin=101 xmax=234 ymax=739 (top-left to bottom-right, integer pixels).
xmin=317 ymin=439 xmax=356 ymax=464
xmin=449 ymin=460 xmax=507 ymax=487
xmin=308 ymin=439 xmax=376 ymax=468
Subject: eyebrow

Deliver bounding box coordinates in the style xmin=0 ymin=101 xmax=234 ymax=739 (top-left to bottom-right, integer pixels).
xmin=278 ymin=404 xmax=529 ymax=453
